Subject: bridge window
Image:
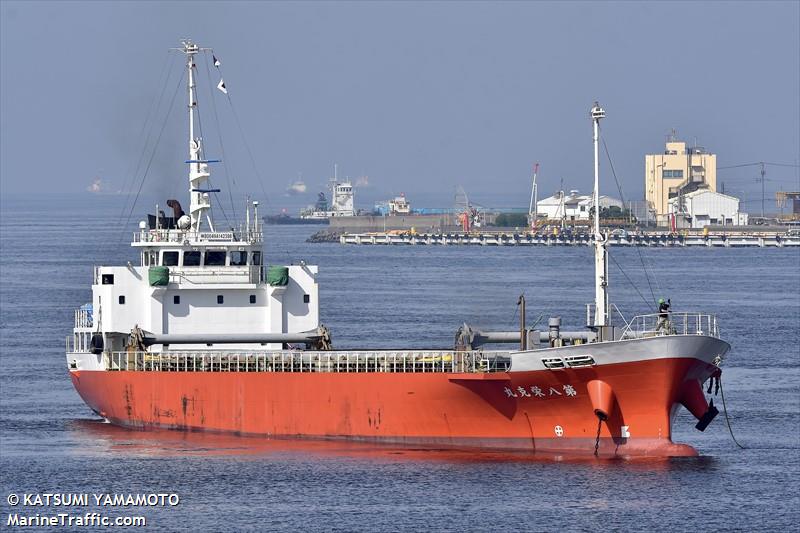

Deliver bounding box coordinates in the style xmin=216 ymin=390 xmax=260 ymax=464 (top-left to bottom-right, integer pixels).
xmin=303 ymin=294 xmax=310 ymax=303
xmin=183 ymin=251 xmax=201 ymax=266
xmin=162 ymin=251 xmax=179 ymax=266
xmin=249 ymin=294 xmax=256 ymax=304
xmin=118 ymin=295 xmax=125 ymax=305
xmin=251 ymin=251 xmax=262 ymax=265
xmin=230 ymin=251 xmax=248 ymax=266
xmin=205 ymin=250 xmax=226 ymax=266
xmin=173 ymin=295 xmax=180 ymax=304
xmin=217 ymin=295 xmax=224 ymax=304
xmin=101 ymin=274 xmax=114 ymax=285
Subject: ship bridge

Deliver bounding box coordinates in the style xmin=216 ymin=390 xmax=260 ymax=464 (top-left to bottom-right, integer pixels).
xmin=79 ymin=198 xmax=320 ymax=356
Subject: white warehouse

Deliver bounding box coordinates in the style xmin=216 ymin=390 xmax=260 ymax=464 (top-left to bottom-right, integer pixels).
xmin=668 ymin=190 xmax=748 ymax=229
xmin=537 ymin=190 xmax=623 ymax=221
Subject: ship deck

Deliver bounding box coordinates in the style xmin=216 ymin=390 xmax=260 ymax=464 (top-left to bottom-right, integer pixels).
xmin=97 ymin=350 xmax=511 ymax=374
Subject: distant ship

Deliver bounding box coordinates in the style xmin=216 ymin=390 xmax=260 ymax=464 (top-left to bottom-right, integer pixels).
xmin=263 ymin=209 xmax=328 ymax=225
xmin=300 ymin=167 xmax=355 ymax=219
xmin=67 ymin=41 xmax=729 ymax=457
xmin=373 ymin=193 xmax=411 ymax=215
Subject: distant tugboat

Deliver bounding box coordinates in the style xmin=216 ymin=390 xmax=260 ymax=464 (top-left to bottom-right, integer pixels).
xmin=67 ymin=40 xmax=729 ymax=457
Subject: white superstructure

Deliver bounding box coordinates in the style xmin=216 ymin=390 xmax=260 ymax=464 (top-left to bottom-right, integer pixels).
xmin=69 ymin=40 xmax=320 ymax=370
xmin=388 ymin=194 xmax=411 ymax=215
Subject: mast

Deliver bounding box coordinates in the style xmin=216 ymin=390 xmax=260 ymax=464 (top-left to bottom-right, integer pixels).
xmin=528 ymin=163 xmax=539 ymax=230
xmin=591 ymin=102 xmax=609 ymax=329
xmin=180 ymin=39 xmax=212 ymax=231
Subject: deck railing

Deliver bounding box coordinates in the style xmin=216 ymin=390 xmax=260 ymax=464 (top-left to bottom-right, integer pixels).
xmin=585 ymin=302 xmax=629 ymax=329
xmin=67 ymin=332 xmax=93 ymax=353
xmin=102 ymin=350 xmax=511 ymax=374
xmin=619 ymin=312 xmax=719 ymax=340
xmin=74 ymin=308 xmax=93 ymax=328
xmin=168 ymin=265 xmax=265 ymax=284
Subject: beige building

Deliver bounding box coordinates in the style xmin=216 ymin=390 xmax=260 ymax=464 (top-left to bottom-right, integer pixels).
xmin=645 ymin=137 xmax=717 ymax=226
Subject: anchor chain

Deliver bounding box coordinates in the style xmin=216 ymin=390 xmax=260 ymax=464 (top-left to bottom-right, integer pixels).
xmin=594 ymin=418 xmax=603 ymax=456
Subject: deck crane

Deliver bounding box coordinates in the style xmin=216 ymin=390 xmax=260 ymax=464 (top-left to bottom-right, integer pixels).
xmin=527 ymin=163 xmax=540 ymax=230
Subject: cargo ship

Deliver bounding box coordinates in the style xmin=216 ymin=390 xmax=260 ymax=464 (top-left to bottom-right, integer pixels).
xmin=67 ymin=40 xmax=729 ymax=457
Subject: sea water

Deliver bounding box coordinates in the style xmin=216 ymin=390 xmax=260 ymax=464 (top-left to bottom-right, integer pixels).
xmin=1 ymin=194 xmax=798 ymax=531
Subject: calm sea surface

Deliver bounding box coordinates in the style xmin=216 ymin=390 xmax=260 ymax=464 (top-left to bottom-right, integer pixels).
xmin=1 ymin=194 xmax=798 ymax=531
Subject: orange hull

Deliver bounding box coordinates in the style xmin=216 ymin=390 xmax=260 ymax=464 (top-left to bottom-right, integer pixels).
xmin=70 ymin=357 xmax=716 ymax=457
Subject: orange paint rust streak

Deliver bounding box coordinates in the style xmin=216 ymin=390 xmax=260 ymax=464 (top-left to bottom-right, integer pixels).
xmin=71 ymin=357 xmax=715 ymax=454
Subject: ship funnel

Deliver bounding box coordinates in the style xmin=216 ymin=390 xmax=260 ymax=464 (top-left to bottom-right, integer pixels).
xmin=679 ymin=379 xmax=719 ymax=431
xmin=586 ymin=379 xmax=616 ymax=421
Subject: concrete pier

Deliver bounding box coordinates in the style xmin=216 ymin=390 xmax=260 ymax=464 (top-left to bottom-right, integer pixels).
xmin=338 ymin=231 xmax=800 ymax=247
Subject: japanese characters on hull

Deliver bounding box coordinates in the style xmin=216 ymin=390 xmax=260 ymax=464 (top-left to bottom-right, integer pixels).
xmin=504 ymin=384 xmax=578 ymax=398
xmin=504 ymin=383 xmax=579 ymax=439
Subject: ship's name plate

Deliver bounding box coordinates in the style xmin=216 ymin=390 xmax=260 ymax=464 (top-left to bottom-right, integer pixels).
xmin=200 ymin=232 xmax=235 ymax=241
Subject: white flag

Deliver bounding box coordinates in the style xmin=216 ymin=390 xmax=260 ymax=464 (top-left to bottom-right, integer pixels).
xmin=213 ymin=55 xmax=221 ymax=68
xmin=217 ymin=79 xmax=227 ymax=94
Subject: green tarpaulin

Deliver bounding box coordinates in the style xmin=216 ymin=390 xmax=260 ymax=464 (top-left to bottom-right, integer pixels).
xmin=267 ymin=265 xmax=289 ymax=286
xmin=148 ymin=266 xmax=170 ymax=286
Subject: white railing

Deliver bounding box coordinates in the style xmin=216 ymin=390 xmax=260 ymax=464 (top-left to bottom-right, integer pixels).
xmin=585 ymin=302 xmax=630 ymax=329
xmin=619 ymin=312 xmax=720 ymax=340
xmin=102 ymin=350 xmax=512 ymax=374
xmin=168 ymin=266 xmax=265 ymax=285
xmin=74 ymin=307 xmax=93 ymax=328
xmin=67 ymin=333 xmax=93 ymax=353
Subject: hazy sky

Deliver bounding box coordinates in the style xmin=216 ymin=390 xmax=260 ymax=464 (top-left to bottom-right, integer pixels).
xmin=1 ymin=1 xmax=798 ymax=211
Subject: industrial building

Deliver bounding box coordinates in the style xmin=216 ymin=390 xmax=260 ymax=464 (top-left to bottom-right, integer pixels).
xmin=537 ymin=190 xmax=623 ymax=221
xmin=645 ymin=135 xmax=718 ymax=226
xmin=776 ymin=191 xmax=800 ymax=221
xmin=668 ymin=190 xmax=748 ymax=229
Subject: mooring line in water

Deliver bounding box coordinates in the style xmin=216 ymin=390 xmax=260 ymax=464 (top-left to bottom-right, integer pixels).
xmin=719 ymin=377 xmax=746 ymax=450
